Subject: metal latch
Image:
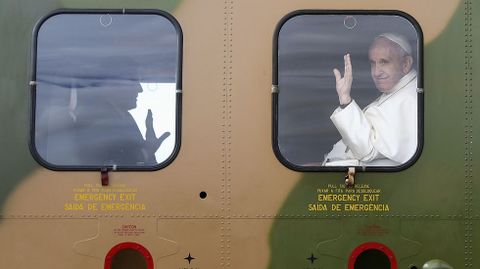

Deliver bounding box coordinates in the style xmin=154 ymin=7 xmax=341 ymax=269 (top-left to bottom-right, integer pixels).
xmin=345 ymin=167 xmax=355 ymax=187
xmin=101 ymin=167 xmax=109 ymax=186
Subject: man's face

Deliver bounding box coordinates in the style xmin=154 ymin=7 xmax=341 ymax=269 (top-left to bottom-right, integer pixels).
xmin=103 ymin=79 xmax=143 ymax=111
xmin=369 ymin=38 xmax=410 ymax=92
xmin=117 ymin=80 xmax=143 ymax=110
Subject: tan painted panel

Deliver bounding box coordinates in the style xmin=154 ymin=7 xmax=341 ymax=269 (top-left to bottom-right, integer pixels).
xmin=4 ymin=0 xmax=228 ymax=217
xmin=154 ymin=219 xmax=222 ymax=268
xmin=74 ymin=218 xmax=179 ymax=260
xmin=228 ymin=0 xmax=460 ymax=216
xmin=4 ymin=0 xmax=460 ymax=217
xmin=0 ymin=0 xmax=462 ymax=268
xmin=0 ymin=219 xmax=100 ymax=268
xmin=229 ymin=219 xmax=342 ymax=269
xmin=231 ymin=0 xmax=459 ymax=43
xmin=0 ymin=218 xmax=220 ymax=268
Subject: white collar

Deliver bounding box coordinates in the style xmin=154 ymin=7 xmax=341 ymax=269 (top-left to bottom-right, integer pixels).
xmin=375 ymin=70 xmax=417 ymax=105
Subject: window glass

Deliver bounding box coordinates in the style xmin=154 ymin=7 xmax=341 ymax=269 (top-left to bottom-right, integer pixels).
xmin=33 ymin=11 xmax=181 ymax=169
xmin=274 ymin=13 xmax=422 ymax=170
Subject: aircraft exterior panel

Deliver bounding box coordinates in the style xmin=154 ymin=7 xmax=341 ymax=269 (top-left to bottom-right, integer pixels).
xmin=0 ymin=0 xmax=471 ymax=268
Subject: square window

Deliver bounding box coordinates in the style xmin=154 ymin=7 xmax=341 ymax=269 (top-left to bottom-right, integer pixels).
xmin=31 ymin=10 xmax=182 ymax=170
xmin=273 ymin=11 xmax=423 ymax=171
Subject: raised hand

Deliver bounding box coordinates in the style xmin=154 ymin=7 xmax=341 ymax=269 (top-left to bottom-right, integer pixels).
xmin=333 ymin=53 xmax=353 ymax=105
xmin=145 ymin=109 xmax=171 ymax=154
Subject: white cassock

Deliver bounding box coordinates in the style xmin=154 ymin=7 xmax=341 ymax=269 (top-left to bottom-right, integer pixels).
xmin=323 ymin=70 xmax=418 ymax=166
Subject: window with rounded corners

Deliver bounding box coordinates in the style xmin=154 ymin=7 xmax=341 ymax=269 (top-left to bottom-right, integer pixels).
xmin=30 ymin=9 xmax=182 ymax=171
xmin=273 ymin=10 xmax=423 ymax=172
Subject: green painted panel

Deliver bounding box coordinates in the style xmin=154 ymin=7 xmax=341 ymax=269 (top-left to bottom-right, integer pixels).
xmin=269 ymin=218 xmax=463 ymax=269
xmin=0 ymin=0 xmax=60 ymax=212
xmin=269 ymin=219 xmax=463 ymax=269
xmin=399 ymin=220 xmax=464 ymax=269
xmin=270 ymin=3 xmax=467 ymax=268
xmin=268 ymin=219 xmax=342 ymax=269
xmin=470 ymin=0 xmax=480 ymax=218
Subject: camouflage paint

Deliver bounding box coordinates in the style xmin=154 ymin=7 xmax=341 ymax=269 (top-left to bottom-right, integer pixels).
xmin=0 ymin=0 xmax=57 ymax=214
xmin=0 ymin=0 xmax=182 ymax=212
xmin=269 ymin=2 xmax=468 ymax=268
xmin=0 ymin=0 xmax=471 ymax=268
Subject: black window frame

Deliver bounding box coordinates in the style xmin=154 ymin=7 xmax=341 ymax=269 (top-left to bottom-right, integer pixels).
xmin=272 ymin=10 xmax=424 ymax=172
xmin=29 ymin=9 xmax=183 ymax=171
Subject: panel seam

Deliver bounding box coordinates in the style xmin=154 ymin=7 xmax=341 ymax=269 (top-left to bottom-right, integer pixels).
xmin=221 ymin=0 xmax=233 ymax=268
xmin=464 ymin=0 xmax=473 ymax=268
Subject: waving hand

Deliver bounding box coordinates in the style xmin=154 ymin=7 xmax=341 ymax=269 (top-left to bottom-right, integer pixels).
xmin=333 ymin=54 xmax=353 ymax=105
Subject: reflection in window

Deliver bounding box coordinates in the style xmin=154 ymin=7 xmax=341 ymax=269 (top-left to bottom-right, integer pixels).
xmin=33 ymin=12 xmax=181 ymax=169
xmin=274 ymin=13 xmax=422 ymax=170
xmin=132 ymin=82 xmax=176 ymax=163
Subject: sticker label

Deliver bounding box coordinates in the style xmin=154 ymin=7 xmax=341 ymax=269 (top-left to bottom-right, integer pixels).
xmin=113 ymin=224 xmax=145 ymax=236
xmin=64 ymin=183 xmax=146 ymax=212
xmin=307 ymin=184 xmax=390 ymax=212
xmin=358 ymin=224 xmax=389 ymax=236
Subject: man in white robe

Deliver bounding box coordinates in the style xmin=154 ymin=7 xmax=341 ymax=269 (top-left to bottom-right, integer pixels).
xmin=323 ymin=33 xmax=418 ymax=166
